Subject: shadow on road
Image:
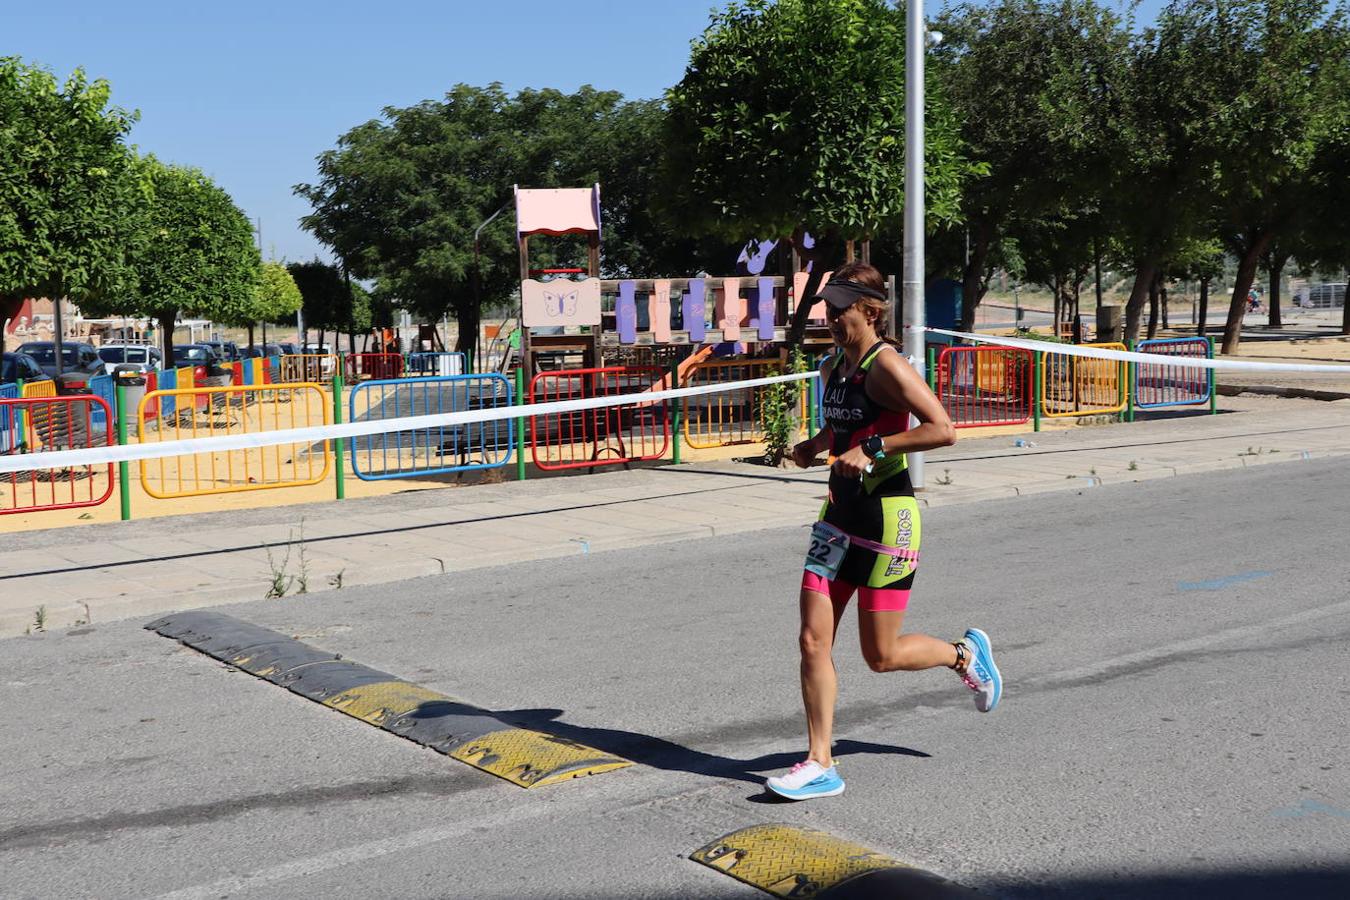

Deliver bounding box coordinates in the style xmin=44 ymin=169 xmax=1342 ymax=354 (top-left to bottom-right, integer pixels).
xmin=495 ymin=706 xmax=929 ymax=786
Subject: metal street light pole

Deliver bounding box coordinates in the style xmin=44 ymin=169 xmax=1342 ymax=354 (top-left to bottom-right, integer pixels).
xmin=902 ymin=0 xmax=928 ymax=489
xmin=473 ymin=198 xmax=514 ymax=369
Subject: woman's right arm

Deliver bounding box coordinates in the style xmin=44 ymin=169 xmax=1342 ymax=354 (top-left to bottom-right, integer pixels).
xmin=792 ymin=356 xmax=834 ymax=467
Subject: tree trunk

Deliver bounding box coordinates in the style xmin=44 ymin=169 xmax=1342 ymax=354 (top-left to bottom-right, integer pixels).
xmin=247 ymin=323 xmax=255 ymax=350
xmin=159 ymin=311 xmax=177 ymax=364
xmin=959 ymin=228 xmax=993 ymax=333
xmin=1160 ymin=276 xmax=1170 ymax=331
xmin=452 ymin=295 xmax=479 ymax=356
xmin=1268 ymin=253 xmax=1287 ymax=328
xmin=1198 ymin=277 xmax=1210 ymax=338
xmin=1052 ymin=275 xmax=1062 ymax=337
xmin=1221 ymin=232 xmax=1273 ymax=354
xmin=1123 ymin=262 xmax=1157 ymax=343
xmin=1147 ymin=274 xmax=1159 ymax=339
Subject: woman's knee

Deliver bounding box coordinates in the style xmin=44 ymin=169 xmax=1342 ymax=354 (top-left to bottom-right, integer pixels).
xmin=799 ymin=626 xmax=834 ymax=660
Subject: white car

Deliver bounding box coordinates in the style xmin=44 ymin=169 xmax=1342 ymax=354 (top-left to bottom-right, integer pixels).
xmin=98 ymin=344 xmax=163 ymax=375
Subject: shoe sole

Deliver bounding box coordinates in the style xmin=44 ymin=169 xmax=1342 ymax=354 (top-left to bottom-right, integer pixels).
xmin=965 ymin=627 xmax=1002 ymax=712
xmin=765 ymin=780 xmax=846 ymax=800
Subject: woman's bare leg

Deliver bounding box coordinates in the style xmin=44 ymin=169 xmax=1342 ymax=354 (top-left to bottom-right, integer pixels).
xmin=857 ymin=609 xmax=961 ymax=673
xmin=800 ymin=588 xmax=847 ymax=764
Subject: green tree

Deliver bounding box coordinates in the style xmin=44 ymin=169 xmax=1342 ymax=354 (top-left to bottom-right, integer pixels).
xmin=1132 ymin=1 xmax=1348 ymax=352
xmin=662 ymin=0 xmax=977 ymax=344
xmin=0 ymin=58 xmax=145 ymax=354
xmin=285 ymin=259 xmax=370 ymax=353
xmin=932 ymin=0 xmax=1129 ymax=332
xmin=113 ymin=160 xmax=260 ymax=360
xmin=245 ymin=261 xmax=303 ymax=348
xmin=296 ymin=84 xmax=701 ymax=355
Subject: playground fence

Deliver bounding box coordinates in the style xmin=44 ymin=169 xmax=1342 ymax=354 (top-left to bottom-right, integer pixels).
xmin=0 ymin=384 xmax=18 ymax=454
xmin=1134 ymin=338 xmax=1211 ymax=409
xmin=681 ymin=358 xmax=807 ymax=448
xmin=406 ymin=352 xmax=467 ymax=377
xmin=0 ymin=394 xmax=114 ymax=515
xmin=348 ymin=374 xmax=514 ymax=481
xmin=1040 ymin=342 xmax=1128 ymax=418
xmin=279 ymin=354 xmax=337 ymax=384
xmin=344 ymin=353 xmax=405 ymax=382
xmin=529 ymin=366 xmax=669 ymax=470
xmin=136 ymin=383 xmax=331 ymax=499
xmin=935 ymin=346 xmax=1035 ymax=428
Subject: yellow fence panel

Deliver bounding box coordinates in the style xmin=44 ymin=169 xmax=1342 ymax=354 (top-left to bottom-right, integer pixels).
xmin=279 ymin=354 xmax=337 ymax=385
xmin=1039 ymin=342 xmax=1128 ymax=417
xmin=20 ymin=381 xmax=57 ymax=399
xmin=136 ymin=383 xmax=331 ymax=499
xmin=681 ymin=359 xmax=807 ymax=449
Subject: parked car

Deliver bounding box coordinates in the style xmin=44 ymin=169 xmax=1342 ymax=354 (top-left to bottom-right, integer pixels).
xmin=171 ymin=344 xmax=233 ymax=384
xmin=241 ymin=343 xmax=285 ymax=359
xmin=97 ymin=344 xmax=163 ymax=375
xmin=276 ymin=342 xmax=299 ymax=356
xmin=201 ymin=340 xmax=241 ymax=362
xmin=15 ymin=342 xmax=102 ymax=393
xmin=1 ymin=351 xmax=51 ymax=385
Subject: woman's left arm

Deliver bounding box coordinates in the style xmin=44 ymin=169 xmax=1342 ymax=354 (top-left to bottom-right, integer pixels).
xmin=833 ymin=350 xmax=955 ymax=478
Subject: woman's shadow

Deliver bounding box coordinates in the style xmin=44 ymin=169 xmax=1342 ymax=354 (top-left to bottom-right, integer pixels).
xmin=488 ymin=705 xmax=930 ymax=798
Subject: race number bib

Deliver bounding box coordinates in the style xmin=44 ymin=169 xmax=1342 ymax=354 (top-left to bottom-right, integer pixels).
xmin=804 ymin=521 xmax=850 ymax=581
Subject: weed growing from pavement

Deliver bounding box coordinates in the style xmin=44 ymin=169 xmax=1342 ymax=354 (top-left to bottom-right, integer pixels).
xmin=72 ymin=603 xmax=92 ymax=627
xmin=264 ymin=519 xmax=311 ymax=598
xmin=935 ymin=468 xmax=954 ymax=486
xmin=264 ymin=541 xmax=295 ymax=598
xmin=1128 ymin=460 xmax=1138 ymax=471
xmin=328 ymin=569 xmax=345 ymax=590
xmin=27 ymin=605 xmax=47 ymax=635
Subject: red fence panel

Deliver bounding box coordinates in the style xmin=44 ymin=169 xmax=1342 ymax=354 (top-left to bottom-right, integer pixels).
xmin=936 ymin=346 xmax=1034 ymax=428
xmin=0 ymin=395 xmax=115 ymax=515
xmin=345 ymin=353 xmax=405 ymax=381
xmin=528 ymin=366 xmax=670 ymax=470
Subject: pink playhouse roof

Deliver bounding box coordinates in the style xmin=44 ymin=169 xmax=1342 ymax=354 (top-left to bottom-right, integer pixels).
xmin=515 ymin=185 xmax=601 ymax=239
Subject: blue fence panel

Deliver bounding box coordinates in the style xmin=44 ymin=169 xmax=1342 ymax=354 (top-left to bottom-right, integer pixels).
xmin=89 ymin=374 xmax=116 ymax=428
xmin=348 ymin=374 xmax=514 ymax=481
xmin=157 ymin=368 xmax=178 ymax=420
xmin=0 ymin=383 xmax=17 ymax=453
xmin=1134 ymin=337 xmax=1211 ymax=410
xmin=406 ymin=352 xmax=467 ymax=377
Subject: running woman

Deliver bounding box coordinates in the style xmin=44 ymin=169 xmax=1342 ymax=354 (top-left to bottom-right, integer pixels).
xmin=766 ymin=262 xmax=1002 ymax=801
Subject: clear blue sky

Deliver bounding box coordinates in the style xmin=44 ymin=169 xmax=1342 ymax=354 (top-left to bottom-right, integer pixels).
xmin=9 ymin=1 xmax=1164 ymax=265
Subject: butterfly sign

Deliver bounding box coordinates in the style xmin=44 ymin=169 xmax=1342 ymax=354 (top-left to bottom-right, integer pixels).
xmin=522 ymin=278 xmax=602 ymax=328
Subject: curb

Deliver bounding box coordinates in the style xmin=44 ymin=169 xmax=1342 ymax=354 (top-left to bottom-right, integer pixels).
xmin=1217 ymin=383 xmax=1350 ymax=401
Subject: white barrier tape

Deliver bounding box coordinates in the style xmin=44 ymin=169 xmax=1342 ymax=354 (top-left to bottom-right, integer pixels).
xmin=0 ymin=371 xmax=818 ymax=474
xmin=927 ymin=329 xmax=1350 ymax=374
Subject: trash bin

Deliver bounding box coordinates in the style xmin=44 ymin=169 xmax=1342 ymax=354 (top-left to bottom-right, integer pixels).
xmin=115 ymin=365 xmax=147 ymax=432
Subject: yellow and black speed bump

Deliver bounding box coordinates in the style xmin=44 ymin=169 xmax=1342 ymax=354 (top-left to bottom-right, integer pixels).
xmin=691 ymin=824 xmax=980 ymax=898
xmin=147 ymin=610 xmax=631 ymax=788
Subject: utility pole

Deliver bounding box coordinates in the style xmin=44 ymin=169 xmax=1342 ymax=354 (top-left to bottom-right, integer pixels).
xmin=902 ymin=0 xmax=931 ymax=489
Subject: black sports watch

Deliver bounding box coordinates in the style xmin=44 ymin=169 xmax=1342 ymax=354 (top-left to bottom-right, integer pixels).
xmin=861 ymin=434 xmax=886 ymax=459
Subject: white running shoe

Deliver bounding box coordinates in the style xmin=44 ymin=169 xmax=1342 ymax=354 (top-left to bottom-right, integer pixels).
xmin=765 ymin=759 xmax=845 ymax=800
xmin=958 ymin=627 xmax=1003 ymax=712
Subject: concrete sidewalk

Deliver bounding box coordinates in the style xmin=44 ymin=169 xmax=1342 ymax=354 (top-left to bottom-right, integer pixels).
xmin=3 ymin=394 xmax=1348 ymax=636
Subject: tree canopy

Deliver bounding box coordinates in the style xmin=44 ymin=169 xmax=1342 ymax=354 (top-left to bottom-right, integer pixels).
xmin=107 ymin=159 xmax=261 ymax=359
xmin=0 ymin=57 xmax=146 ymax=352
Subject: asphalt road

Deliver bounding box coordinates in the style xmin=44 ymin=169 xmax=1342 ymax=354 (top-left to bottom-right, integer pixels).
xmin=2 ymin=460 xmax=1348 ymax=899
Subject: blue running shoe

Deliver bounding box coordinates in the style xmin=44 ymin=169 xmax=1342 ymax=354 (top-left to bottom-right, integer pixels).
xmin=765 ymin=759 xmax=845 ymax=800
xmin=959 ymin=628 xmax=1002 ymax=712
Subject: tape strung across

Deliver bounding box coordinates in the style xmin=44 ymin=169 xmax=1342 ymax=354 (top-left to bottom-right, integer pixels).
xmin=5 ymin=334 xmax=1350 ymax=474
xmin=927 ymin=328 xmax=1350 ymax=374
xmin=0 ymin=371 xmax=817 ymax=474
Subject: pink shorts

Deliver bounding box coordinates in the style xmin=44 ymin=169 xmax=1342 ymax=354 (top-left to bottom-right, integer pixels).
xmin=801 ymin=570 xmax=910 ymax=612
